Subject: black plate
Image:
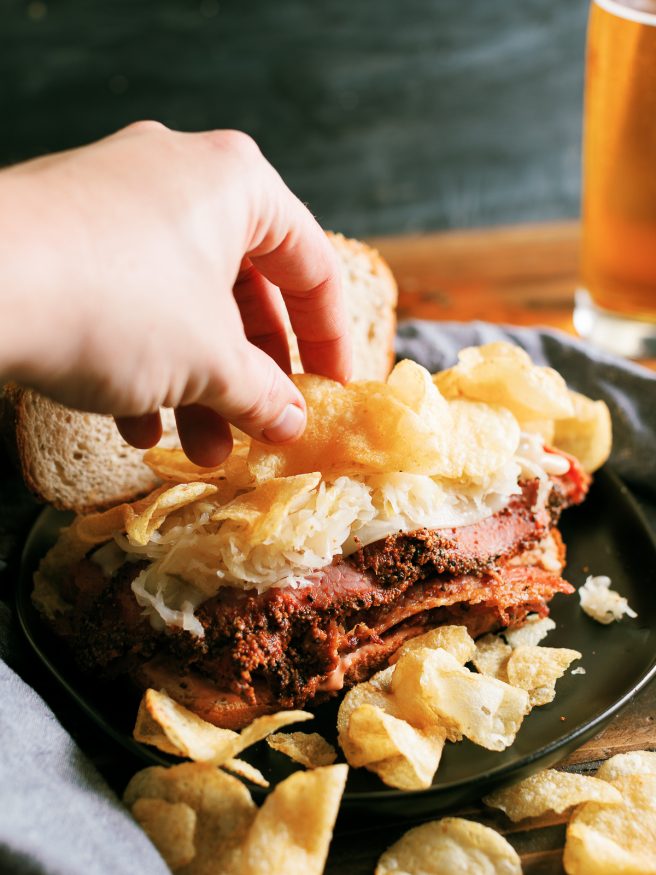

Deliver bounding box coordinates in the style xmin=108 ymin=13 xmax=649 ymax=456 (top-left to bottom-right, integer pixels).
xmin=16 ymin=468 xmax=656 ymax=819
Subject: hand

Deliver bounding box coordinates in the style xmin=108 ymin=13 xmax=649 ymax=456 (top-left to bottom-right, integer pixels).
xmin=0 ymin=122 xmax=351 ymax=465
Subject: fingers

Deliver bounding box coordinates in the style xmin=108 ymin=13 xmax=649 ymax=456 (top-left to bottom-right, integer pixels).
xmin=174 ymin=405 xmax=233 ymax=467
xmin=114 ymin=411 xmax=163 ymax=449
xmin=233 ymin=260 xmax=292 ymax=374
xmin=246 ymin=173 xmax=352 ymax=383
xmin=201 ymin=336 xmax=307 ymax=446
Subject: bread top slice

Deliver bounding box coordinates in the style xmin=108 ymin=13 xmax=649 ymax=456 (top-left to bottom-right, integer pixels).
xmin=2 ymin=233 xmax=397 ymax=514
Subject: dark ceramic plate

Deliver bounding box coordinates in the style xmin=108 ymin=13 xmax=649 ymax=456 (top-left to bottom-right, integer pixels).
xmin=16 ymin=468 xmax=656 ymax=819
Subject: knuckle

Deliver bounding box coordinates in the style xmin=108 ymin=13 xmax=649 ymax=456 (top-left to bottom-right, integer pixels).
xmin=204 ymin=129 xmax=262 ymax=163
xmin=122 ymin=119 xmax=168 ymax=136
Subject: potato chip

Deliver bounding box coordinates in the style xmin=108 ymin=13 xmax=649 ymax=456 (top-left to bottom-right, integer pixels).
xmin=483 ymin=769 xmax=622 ymax=822
xmin=516 ymin=416 xmax=556 ymax=444
xmin=266 ymin=732 xmax=337 ymax=769
xmin=223 ymin=758 xmax=269 ymax=788
xmin=595 ymin=750 xmax=656 ymax=783
xmin=131 ymin=798 xmax=197 ymax=870
xmin=248 ymin=369 xmax=452 ymax=481
xmin=73 ymin=485 xmax=168 ymax=544
xmin=437 ymin=342 xmax=574 ymax=420
xmin=134 ymin=688 xmax=238 ymax=760
xmin=472 ymin=634 xmax=511 ymax=681
xmin=237 ymin=710 xmax=314 ymax=751
xmin=211 ymin=473 xmax=322 ymax=540
xmin=389 ymin=625 xmax=476 ymax=666
xmin=347 ymin=704 xmax=445 ymax=790
xmin=503 ymin=615 xmax=556 ymax=648
xmin=337 ymin=672 xmax=398 ymax=763
xmin=124 ymin=762 xmax=256 ymax=875
xmin=247 ymin=364 xmax=518 ymax=485
xmin=554 ymin=390 xmax=612 ymax=473
xmin=134 ymin=688 xmax=312 ymax=765
xmin=375 ymin=817 xmax=522 ymax=875
xmin=240 ymin=764 xmax=348 ymax=875
xmin=143 ymin=446 xmax=229 ymax=484
xmin=386 ymin=357 xmax=450 ymax=432
xmin=564 ymin=774 xmax=656 ymax=875
xmin=126 ymin=482 xmax=219 ymax=546
xmin=506 ymin=646 xmax=581 ymax=707
xmin=391 ymin=648 xmax=529 ymax=750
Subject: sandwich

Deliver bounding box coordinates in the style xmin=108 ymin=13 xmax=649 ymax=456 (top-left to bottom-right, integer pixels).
xmin=32 ymin=342 xmax=612 ymax=729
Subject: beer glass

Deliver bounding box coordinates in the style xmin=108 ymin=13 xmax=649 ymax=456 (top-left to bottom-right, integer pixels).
xmin=574 ymin=0 xmax=656 ymax=358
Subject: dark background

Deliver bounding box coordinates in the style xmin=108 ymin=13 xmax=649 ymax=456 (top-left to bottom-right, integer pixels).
xmin=1 ymin=0 xmax=589 ymax=237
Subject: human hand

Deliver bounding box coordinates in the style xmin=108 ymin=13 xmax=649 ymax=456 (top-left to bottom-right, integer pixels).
xmin=0 ymin=123 xmax=351 ymax=465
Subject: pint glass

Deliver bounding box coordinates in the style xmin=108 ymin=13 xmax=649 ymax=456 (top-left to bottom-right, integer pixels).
xmin=574 ymin=0 xmax=656 ymax=357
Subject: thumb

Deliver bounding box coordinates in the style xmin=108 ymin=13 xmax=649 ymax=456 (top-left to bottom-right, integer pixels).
xmin=202 ymin=338 xmax=307 ymax=446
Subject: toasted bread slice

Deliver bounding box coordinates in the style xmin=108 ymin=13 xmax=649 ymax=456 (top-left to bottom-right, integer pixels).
xmin=2 ymin=233 xmax=397 ymax=513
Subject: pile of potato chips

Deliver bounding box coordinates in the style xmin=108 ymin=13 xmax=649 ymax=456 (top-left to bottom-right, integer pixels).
xmin=434 ymin=342 xmax=612 ymax=473
xmin=337 ymin=623 xmax=581 ymax=791
xmin=374 ymin=751 xmax=656 ymax=874
xmin=128 ymin=687 xmax=344 ymax=874
xmin=58 ymin=343 xmax=611 ymax=556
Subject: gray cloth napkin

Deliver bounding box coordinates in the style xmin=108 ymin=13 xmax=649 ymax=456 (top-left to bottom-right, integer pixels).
xmin=1 ymin=321 xmax=654 ymax=875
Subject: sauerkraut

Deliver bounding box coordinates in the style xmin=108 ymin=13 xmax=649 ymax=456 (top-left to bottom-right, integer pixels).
xmin=93 ymin=434 xmax=562 ymax=637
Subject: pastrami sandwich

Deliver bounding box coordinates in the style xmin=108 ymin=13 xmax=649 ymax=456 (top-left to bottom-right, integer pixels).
xmin=33 ymin=343 xmax=611 ymax=729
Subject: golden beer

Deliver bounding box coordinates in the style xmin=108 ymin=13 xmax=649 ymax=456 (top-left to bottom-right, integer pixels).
xmin=576 ymin=0 xmax=656 ymax=356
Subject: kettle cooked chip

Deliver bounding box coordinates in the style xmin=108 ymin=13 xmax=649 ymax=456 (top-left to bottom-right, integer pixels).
xmin=391 ymin=648 xmax=529 ymax=750
xmin=471 ymin=634 xmax=512 ymax=681
xmin=247 ymin=361 xmax=518 ymax=484
xmin=375 ymin=817 xmax=522 ymax=875
xmin=240 ymin=764 xmax=348 ymax=875
xmin=266 ymin=731 xmax=337 ymax=769
xmin=346 ymin=704 xmax=446 ymax=790
xmin=483 ymin=768 xmax=622 ymax=822
xmin=434 ymin=342 xmax=574 ymax=420
xmin=134 ymin=688 xmax=312 ymax=766
xmin=505 ymin=645 xmax=581 ymax=707
xmin=564 ymin=774 xmax=656 ymax=875
xmin=389 ymin=625 xmax=477 ymax=666
xmin=595 ymin=750 xmax=656 ymax=783
xmin=131 ymin=798 xmax=197 ymax=870
xmin=553 ymin=390 xmax=612 ymax=474
xmin=125 ymin=762 xmax=256 ymax=875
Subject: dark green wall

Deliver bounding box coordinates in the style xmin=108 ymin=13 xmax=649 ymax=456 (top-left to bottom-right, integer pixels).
xmin=1 ymin=0 xmax=589 ymax=236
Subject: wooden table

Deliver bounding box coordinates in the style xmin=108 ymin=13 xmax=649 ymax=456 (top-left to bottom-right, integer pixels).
xmin=325 ymin=221 xmax=656 ymax=875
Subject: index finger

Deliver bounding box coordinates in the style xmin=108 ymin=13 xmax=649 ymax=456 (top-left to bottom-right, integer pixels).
xmin=247 ymin=183 xmax=352 ymax=383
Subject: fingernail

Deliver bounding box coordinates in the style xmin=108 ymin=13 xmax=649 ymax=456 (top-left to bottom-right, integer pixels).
xmin=263 ymin=404 xmax=306 ymax=443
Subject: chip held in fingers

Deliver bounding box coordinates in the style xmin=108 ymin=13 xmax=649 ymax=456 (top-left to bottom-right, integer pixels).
xmin=375 ymin=817 xmax=522 ymax=875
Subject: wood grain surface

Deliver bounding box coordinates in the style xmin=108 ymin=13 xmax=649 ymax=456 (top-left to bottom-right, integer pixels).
xmin=370 ymin=220 xmax=656 ymax=370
